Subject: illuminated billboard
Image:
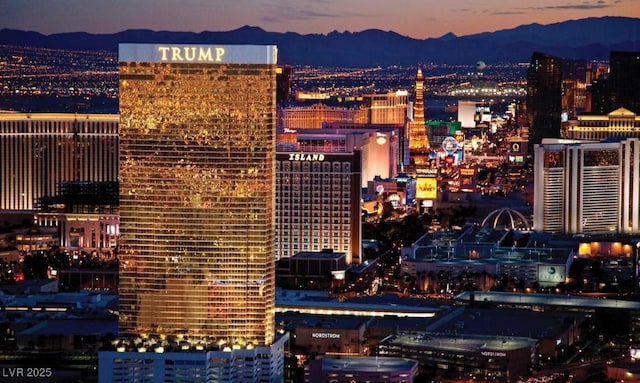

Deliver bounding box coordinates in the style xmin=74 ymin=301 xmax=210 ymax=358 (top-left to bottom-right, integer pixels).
xmin=416 ymin=178 xmax=437 ymax=200
xmin=460 ymin=166 xmax=476 ymax=192
xmin=538 ymin=265 xmax=565 ymax=285
xmin=442 ymin=136 xmax=458 ymax=153
xmin=510 ymin=141 xmax=522 ymax=153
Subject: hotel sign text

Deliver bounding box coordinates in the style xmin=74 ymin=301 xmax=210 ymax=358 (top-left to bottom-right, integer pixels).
xmin=288 ymin=153 xmax=326 ymax=162
xmin=158 ymin=46 xmax=225 ymax=62
xmin=118 ymin=44 xmax=278 ymax=65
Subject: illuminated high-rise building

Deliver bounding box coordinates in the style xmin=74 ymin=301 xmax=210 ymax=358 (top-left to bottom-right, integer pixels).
xmin=0 ymin=113 xmax=119 ymax=211
xmin=533 ymin=138 xmax=640 ymax=234
xmin=275 ymin=149 xmax=362 ymax=263
xmin=361 ymin=91 xmax=409 ymax=125
xmin=99 ymin=43 xmax=286 ymax=383
xmin=277 ymin=103 xmax=361 ymax=130
xmin=277 ymin=92 xmax=407 ymax=131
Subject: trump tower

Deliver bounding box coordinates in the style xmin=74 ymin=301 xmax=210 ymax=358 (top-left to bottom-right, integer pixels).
xmin=98 ymin=44 xmax=288 ymax=383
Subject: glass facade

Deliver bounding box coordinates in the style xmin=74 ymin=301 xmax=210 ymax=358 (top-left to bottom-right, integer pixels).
xmin=526 ymin=52 xmax=562 ymax=146
xmin=118 ymin=44 xmax=277 ymax=347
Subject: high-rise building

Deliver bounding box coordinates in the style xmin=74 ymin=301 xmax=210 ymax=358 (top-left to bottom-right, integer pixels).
xmin=588 ymin=52 xmax=640 ymax=115
xmin=277 ymin=103 xmax=362 ymax=130
xmin=587 ymin=75 xmax=612 ymax=115
xmin=0 ymin=113 xmax=119 ymax=211
xmin=276 ymin=65 xmax=293 ymax=102
xmin=533 ymin=138 xmax=640 ymax=234
xmin=275 ymin=150 xmax=362 ymax=263
xmin=527 ymin=52 xmax=562 ymax=148
xmin=561 ymin=59 xmax=588 ymax=119
xmin=609 ymin=51 xmax=640 ymax=114
xmin=276 ymin=91 xmax=408 ymax=131
xmin=99 ymin=43 xmax=287 ymax=383
xmin=585 ymin=61 xmax=610 ymax=114
xmin=361 ymin=91 xmax=409 ymax=125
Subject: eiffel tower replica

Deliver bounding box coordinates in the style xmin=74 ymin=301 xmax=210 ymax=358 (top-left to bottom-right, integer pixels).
xmin=408 ymin=67 xmax=431 ymax=171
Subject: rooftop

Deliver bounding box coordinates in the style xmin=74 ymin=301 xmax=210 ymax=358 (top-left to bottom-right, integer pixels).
xmin=384 ymin=332 xmax=536 ymax=353
xmin=18 ymin=318 xmax=117 ymax=336
xmin=291 ymin=250 xmax=346 ymax=260
xmin=276 ymin=312 xmax=369 ymax=331
xmin=432 ymin=307 xmax=584 ymax=339
xmin=320 ymin=356 xmax=418 ymax=373
xmin=276 ymin=289 xmax=446 ymax=318
xmin=455 ymin=291 xmax=640 ymax=310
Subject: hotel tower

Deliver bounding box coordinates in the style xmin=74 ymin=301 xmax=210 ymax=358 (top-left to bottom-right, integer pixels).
xmin=534 ymin=138 xmax=640 ymax=235
xmin=526 ymin=52 xmax=562 ymax=147
xmin=99 ymin=44 xmax=287 ymax=383
xmin=0 ymin=113 xmax=119 ymax=211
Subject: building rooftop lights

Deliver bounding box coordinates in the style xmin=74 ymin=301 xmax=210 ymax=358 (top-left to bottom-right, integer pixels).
xmin=109 ymin=335 xmax=266 ymax=353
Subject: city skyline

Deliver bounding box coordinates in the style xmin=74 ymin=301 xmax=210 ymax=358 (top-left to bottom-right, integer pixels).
xmin=1 ymin=39 xmax=640 ymax=382
xmin=2 ymin=0 xmax=639 ymax=39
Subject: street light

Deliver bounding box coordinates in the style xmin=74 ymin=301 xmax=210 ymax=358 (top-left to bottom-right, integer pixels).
xmin=635 ymin=241 xmax=640 ymax=295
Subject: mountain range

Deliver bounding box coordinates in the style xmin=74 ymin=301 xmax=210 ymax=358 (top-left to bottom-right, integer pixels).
xmin=1 ymin=16 xmax=639 ymax=66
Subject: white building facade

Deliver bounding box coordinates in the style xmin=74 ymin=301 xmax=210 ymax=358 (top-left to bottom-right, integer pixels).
xmin=99 ymin=334 xmax=288 ymax=383
xmin=534 ymin=138 xmax=640 ymax=234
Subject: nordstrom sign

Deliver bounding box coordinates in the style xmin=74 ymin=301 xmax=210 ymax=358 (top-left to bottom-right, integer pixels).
xmin=311 ymin=332 xmax=341 ymax=339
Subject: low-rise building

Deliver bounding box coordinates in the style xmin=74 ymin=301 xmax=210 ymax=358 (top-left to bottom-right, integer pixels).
xmin=378 ymin=332 xmax=536 ymax=381
xmin=565 ymin=107 xmax=640 ymax=141
xmin=276 ymin=249 xmax=349 ymax=290
xmin=99 ymin=334 xmax=289 ymax=383
xmin=280 ymin=314 xmax=368 ymax=356
xmin=401 ymin=225 xmax=574 ymax=290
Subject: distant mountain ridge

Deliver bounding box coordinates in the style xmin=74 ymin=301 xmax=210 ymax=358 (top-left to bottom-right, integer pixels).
xmin=1 ymin=16 xmax=639 ymax=66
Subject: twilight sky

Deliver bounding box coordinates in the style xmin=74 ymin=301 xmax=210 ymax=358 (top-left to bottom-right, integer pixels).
xmin=1 ymin=0 xmax=639 ymax=39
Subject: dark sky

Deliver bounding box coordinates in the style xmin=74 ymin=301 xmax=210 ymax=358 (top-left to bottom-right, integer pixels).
xmin=2 ymin=0 xmax=639 ymax=39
